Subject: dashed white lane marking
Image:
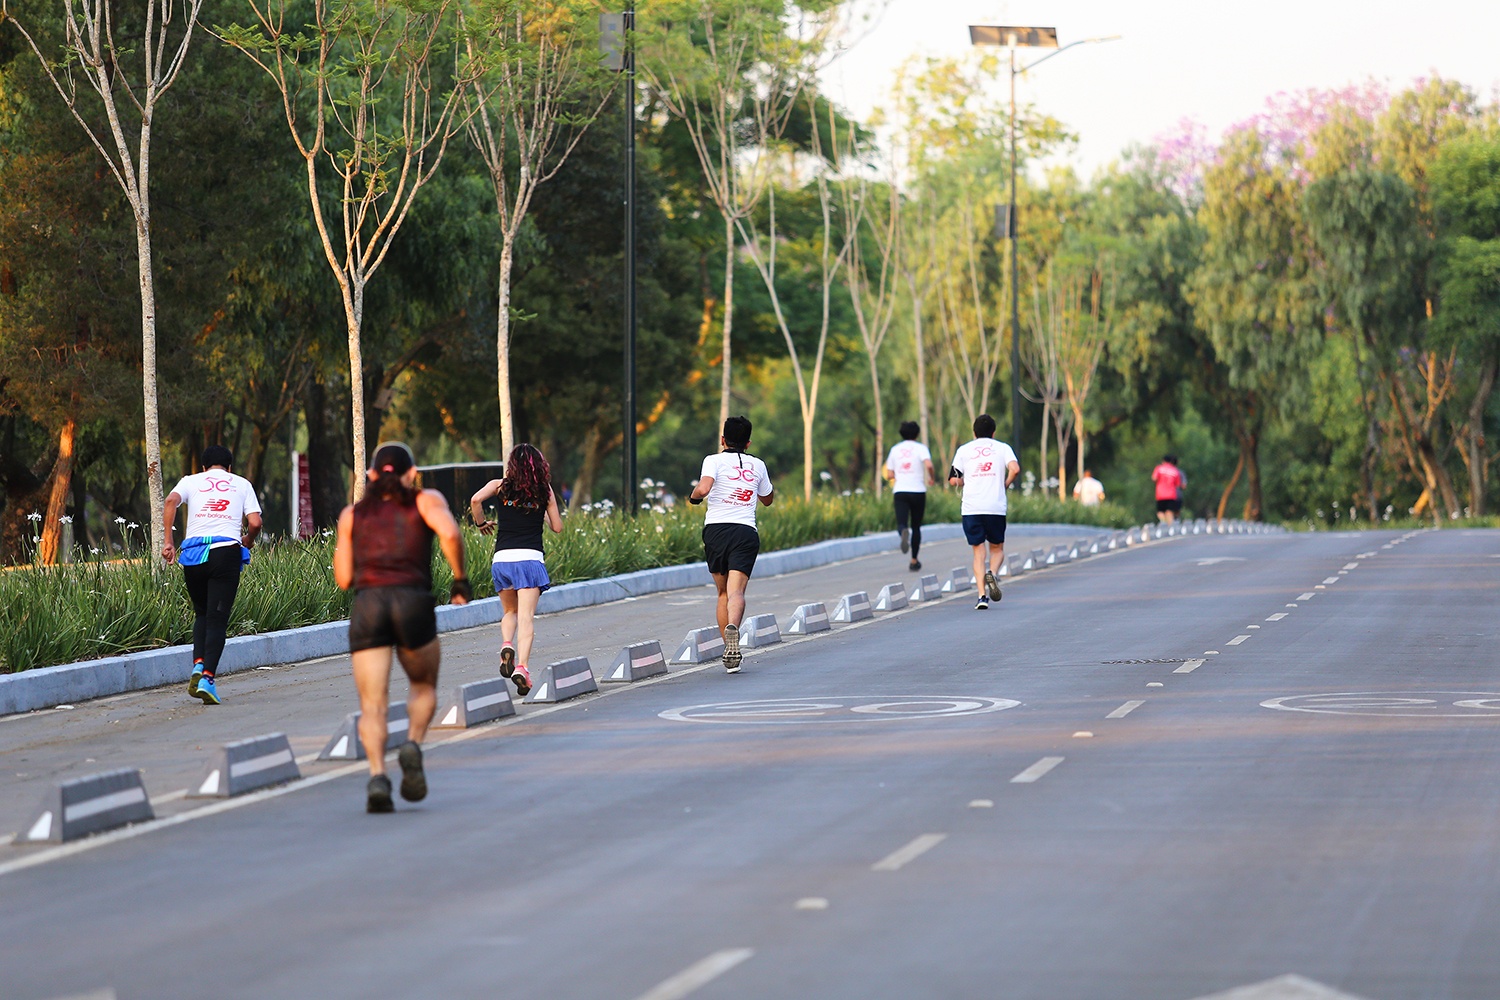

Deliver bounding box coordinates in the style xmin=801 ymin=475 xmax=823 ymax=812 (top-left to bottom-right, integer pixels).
xmin=1322 ymin=577 xmax=1340 ymax=584
xmin=1342 ymin=563 xmax=1359 ymax=570
xmin=969 ymin=799 xmax=993 ymax=808
xmin=1072 ymin=731 xmax=1093 ymax=738
xmin=1285 ymin=603 xmax=1299 ymax=608
xmin=795 ymin=897 xmax=829 ymax=910
xmin=872 ymin=833 xmax=948 ymax=871
xmin=1266 ymin=613 xmax=1288 ymax=621
xmin=1147 ymin=682 xmax=1164 ymax=688
xmin=1246 ymin=625 xmax=1261 ymax=629
xmin=1106 ymin=700 xmax=1145 ymax=719
xmin=1227 ymin=635 xmax=1250 ymax=646
xmin=634 ymin=948 xmax=755 ymax=1000
xmin=1011 ymin=757 xmax=1065 ymax=783
xmin=1297 ymin=593 xmax=1316 ymax=601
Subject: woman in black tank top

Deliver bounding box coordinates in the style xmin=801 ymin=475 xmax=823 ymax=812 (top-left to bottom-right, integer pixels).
xmin=333 ymin=442 xmax=471 ymax=814
xmin=469 ymin=443 xmax=563 ymax=696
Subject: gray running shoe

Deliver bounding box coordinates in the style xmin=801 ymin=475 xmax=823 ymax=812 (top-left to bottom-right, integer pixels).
xmin=723 ymin=623 xmax=742 ymax=673
xmin=397 ymin=741 xmax=426 ymax=802
xmin=975 ymin=596 xmax=990 ymax=611
xmin=899 ymin=528 xmax=910 ymax=553
xmin=366 ymin=774 xmax=394 ymax=813
xmin=984 ymin=570 xmax=1002 ymax=602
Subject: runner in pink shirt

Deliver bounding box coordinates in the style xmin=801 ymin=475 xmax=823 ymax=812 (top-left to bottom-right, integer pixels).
xmin=1152 ymin=454 xmax=1186 ymax=524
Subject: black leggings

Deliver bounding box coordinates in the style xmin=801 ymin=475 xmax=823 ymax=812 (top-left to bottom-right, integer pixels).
xmin=893 ymin=492 xmax=927 ymax=558
xmin=182 ymin=545 xmax=243 ymax=674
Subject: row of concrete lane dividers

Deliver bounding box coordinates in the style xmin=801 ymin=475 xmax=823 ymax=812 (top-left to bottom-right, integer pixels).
xmin=13 ymin=518 xmax=1288 ymax=844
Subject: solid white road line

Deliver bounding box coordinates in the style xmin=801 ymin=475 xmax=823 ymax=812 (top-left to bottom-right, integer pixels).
xmin=1265 ymin=613 xmax=1288 ymax=621
xmin=1011 ymin=757 xmax=1065 ymax=783
xmin=872 ymin=833 xmax=948 ymax=871
xmin=634 ymin=948 xmax=755 ymax=1000
xmin=1106 ymin=700 xmax=1144 ymax=719
xmin=1226 ymin=635 xmax=1250 ymax=646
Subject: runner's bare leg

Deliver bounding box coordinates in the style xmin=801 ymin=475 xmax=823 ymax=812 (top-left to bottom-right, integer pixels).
xmin=396 ymin=638 xmax=440 ymax=744
xmin=352 ymin=648 xmax=394 ymax=775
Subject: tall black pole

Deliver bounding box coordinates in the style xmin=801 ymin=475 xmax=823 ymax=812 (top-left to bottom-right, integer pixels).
xmin=1008 ymin=47 xmax=1021 ymax=451
xmin=622 ymin=3 xmax=638 ymax=515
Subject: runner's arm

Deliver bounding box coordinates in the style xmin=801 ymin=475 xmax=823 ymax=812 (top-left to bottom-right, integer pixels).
xmin=332 ymin=506 xmax=355 ymax=590
xmin=418 ymin=489 xmax=469 ymax=605
xmin=545 ymin=488 xmax=563 ymax=533
xmin=759 ymin=486 xmax=775 ymax=507
xmin=468 ymin=478 xmax=503 ymax=534
xmin=1004 ymin=460 xmax=1020 ymax=489
xmin=242 ymin=512 xmax=262 ymax=549
xmin=161 ymin=491 xmax=184 ymax=561
xmin=689 ymin=476 xmax=714 ymax=503
xmin=923 ymin=459 xmax=936 ymax=486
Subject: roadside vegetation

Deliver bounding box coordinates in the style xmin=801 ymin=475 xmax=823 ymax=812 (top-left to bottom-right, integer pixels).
xmin=0 ymin=491 xmax=1133 ymax=673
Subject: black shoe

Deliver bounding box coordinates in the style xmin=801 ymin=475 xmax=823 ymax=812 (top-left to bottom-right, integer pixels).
xmin=397 ymin=741 xmax=427 ymax=802
xmin=975 ymin=596 xmax=990 ymax=611
xmin=723 ymin=623 xmax=742 ymax=673
xmin=500 ymin=643 xmax=515 ymax=679
xmin=984 ymin=570 xmax=1002 ymax=602
xmin=366 ymin=774 xmax=394 ymax=813
xmin=899 ymin=528 xmax=910 ymax=553
xmin=909 ymin=559 xmax=921 ymax=572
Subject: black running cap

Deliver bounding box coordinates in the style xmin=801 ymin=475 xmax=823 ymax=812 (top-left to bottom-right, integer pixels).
xmin=371 ymin=442 xmax=415 ymax=475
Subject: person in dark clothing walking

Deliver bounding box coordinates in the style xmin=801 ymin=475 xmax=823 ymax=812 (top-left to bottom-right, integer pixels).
xmin=469 ymin=443 xmax=563 ymax=697
xmin=162 ymin=445 xmax=262 ymax=706
xmin=333 ymin=442 xmax=471 ymax=813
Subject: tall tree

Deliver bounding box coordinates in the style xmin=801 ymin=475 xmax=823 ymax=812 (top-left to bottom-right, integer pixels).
xmin=219 ymin=0 xmax=473 ymax=495
xmin=460 ymin=0 xmax=612 ymax=458
xmin=3 ymin=0 xmax=208 ymax=553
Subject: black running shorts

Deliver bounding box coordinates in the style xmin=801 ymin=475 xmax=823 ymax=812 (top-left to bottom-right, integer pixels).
xmin=349 ymin=586 xmax=438 ymax=652
xmin=702 ymin=523 xmax=760 ymax=576
xmin=1156 ymin=499 xmax=1183 ymax=514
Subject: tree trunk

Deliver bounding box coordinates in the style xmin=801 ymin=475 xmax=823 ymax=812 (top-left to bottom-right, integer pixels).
xmin=1389 ymin=375 xmax=1459 ymax=522
xmin=37 ymin=418 xmax=77 ymax=565
xmin=718 ymin=214 xmax=735 ymax=432
xmin=911 ymin=279 xmax=931 ymax=452
xmin=1464 ymin=358 xmax=1497 ymax=516
xmin=135 ymin=207 xmax=166 ymax=557
xmin=1243 ymin=428 xmax=1263 ymax=521
xmin=569 ymin=423 xmax=606 ymax=510
xmin=1217 ymin=450 xmax=1244 ymax=521
xmin=346 ymin=281 xmax=368 ymax=500
xmin=497 ymin=239 xmax=517 ymax=460
xmin=867 ymin=348 xmax=884 ymax=496
xmin=1055 ymin=416 xmax=1067 ymax=501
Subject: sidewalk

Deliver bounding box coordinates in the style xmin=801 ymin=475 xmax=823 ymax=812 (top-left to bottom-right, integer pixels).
xmin=0 ymin=526 xmax=1096 ymax=840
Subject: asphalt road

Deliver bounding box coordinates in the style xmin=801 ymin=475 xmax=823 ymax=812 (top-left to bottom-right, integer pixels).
xmin=3 ymin=526 xmax=1498 ymax=1000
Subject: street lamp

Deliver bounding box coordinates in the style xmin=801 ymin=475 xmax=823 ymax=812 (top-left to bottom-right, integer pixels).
xmin=968 ymin=26 xmax=1120 ymax=453
xmin=602 ymin=7 xmax=638 ymax=515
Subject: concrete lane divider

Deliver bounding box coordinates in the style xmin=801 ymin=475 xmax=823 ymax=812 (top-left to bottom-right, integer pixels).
xmin=1028 ymin=548 xmax=1049 ymax=569
xmin=1071 ymin=539 xmax=1089 ymax=559
xmin=833 ymin=592 xmax=874 ymax=623
xmin=674 ymin=626 xmax=724 ymax=664
xmin=433 ymin=677 xmax=516 ymax=728
xmin=319 ymin=703 xmax=410 ymax=760
xmin=1047 ymin=545 xmax=1071 ymax=566
xmin=909 ymin=574 xmax=941 ymax=602
xmin=874 ymin=583 xmax=908 ymax=612
xmin=19 ymin=768 xmax=154 ymax=844
xmin=1003 ymin=553 xmax=1027 ymax=577
xmin=941 ymin=568 xmax=973 ymax=593
xmin=740 ymin=614 xmax=782 ymax=649
xmin=190 ymin=733 xmax=300 ymax=798
xmin=603 ymin=640 xmax=669 ymax=683
xmin=786 ymin=603 xmax=831 ymax=635
xmin=524 ymin=657 xmax=598 ymax=704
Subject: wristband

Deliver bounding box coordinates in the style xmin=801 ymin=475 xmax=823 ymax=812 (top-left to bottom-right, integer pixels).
xmin=948 ymin=466 xmax=962 ymax=481
xmin=688 ymin=494 xmax=704 ymax=505
xmin=450 ymin=578 xmax=473 ymax=602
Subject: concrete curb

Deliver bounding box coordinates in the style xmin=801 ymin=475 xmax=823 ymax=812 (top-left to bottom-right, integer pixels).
xmin=0 ymin=520 xmax=1110 ymax=717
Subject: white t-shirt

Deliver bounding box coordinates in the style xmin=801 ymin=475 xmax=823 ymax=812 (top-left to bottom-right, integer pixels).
xmin=951 ymin=438 xmax=1018 ymax=516
xmin=700 ymin=451 xmax=773 ymax=529
xmin=1074 ymin=475 xmax=1106 ymax=506
xmin=171 ymin=470 xmax=261 ymax=541
xmin=885 ymin=440 xmax=932 ymax=494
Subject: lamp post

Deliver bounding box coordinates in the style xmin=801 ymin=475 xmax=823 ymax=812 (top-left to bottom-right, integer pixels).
xmin=967 ymin=26 xmax=1120 ymax=453
xmin=602 ymin=7 xmax=638 ymax=515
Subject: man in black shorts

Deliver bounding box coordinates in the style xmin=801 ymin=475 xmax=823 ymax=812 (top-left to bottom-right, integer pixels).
xmin=688 ymin=416 xmax=774 ymax=673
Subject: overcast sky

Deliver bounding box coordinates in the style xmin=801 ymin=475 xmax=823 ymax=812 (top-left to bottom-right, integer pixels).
xmin=819 ymin=0 xmax=1500 ymax=178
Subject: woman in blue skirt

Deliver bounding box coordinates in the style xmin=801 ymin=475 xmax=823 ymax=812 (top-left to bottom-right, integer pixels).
xmin=470 ymin=444 xmax=563 ymax=695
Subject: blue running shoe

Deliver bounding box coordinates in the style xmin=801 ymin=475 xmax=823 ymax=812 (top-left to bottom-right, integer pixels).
xmin=194 ymin=675 xmax=221 ymax=705
xmin=188 ymin=662 xmax=204 ymax=697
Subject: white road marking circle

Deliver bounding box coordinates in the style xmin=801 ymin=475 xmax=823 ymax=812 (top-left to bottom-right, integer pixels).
xmin=660 ymin=696 xmax=1020 ymax=724
xmin=1262 ymin=692 xmax=1500 ymax=718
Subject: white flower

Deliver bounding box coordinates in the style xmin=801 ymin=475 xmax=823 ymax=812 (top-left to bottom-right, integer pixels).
xmin=26 ymin=512 xmax=41 ymax=521
xmin=820 ymin=470 xmax=832 ymax=482
xmin=31 ymin=536 xmax=40 ymax=544
xmin=90 ymin=547 xmax=101 ymax=555
xmin=59 ymin=515 xmax=73 ymax=524
xmin=114 ymin=517 xmax=126 ymax=524
xmin=127 ymin=522 xmax=139 ymax=529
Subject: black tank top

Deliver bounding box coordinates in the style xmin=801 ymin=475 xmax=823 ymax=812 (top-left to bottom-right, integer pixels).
xmin=490 ymin=497 xmax=545 ymax=553
xmin=352 ymin=495 xmax=434 ymax=590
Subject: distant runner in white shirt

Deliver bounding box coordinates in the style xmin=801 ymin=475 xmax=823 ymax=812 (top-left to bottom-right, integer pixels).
xmin=688 ymin=415 xmax=774 ymax=674
xmin=883 ymin=420 xmax=934 ymax=571
xmin=161 ymin=445 xmax=263 ymax=705
xmin=947 ymin=414 xmax=1020 ymax=611
xmin=1073 ymin=469 xmax=1106 ymax=507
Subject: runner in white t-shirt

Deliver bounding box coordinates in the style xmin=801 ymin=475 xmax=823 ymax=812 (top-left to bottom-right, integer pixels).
xmin=161 ymin=445 xmax=263 ymax=704
xmin=1073 ymin=469 xmax=1106 ymax=507
xmin=947 ymin=414 xmax=1021 ymax=610
xmin=883 ymin=420 xmax=934 ymax=571
xmin=687 ymin=415 xmax=774 ymax=673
